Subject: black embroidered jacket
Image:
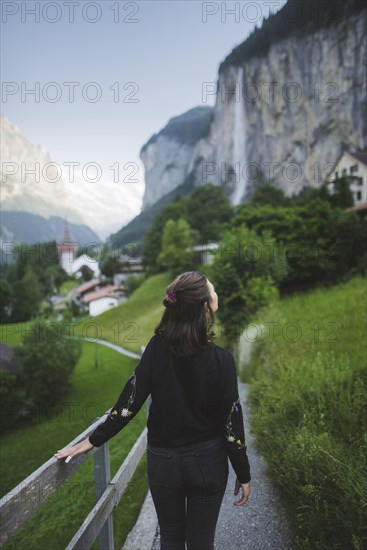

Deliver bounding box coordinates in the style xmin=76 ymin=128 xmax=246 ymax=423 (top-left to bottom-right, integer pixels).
xmin=89 ymin=333 xmax=251 ymax=483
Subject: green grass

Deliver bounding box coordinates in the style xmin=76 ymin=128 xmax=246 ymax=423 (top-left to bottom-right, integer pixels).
xmin=242 ymin=274 xmax=367 ymax=550
xmin=0 ymin=341 xmax=150 ymax=549
xmin=0 ymin=322 xmax=34 ymax=348
xmin=59 ymin=280 xmax=79 ymax=296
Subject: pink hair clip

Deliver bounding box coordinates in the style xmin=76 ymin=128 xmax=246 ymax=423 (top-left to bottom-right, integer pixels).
xmin=167 ymin=291 xmax=177 ymax=302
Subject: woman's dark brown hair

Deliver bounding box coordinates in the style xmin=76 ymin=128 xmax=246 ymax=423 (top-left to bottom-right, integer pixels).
xmin=154 ymin=271 xmax=216 ymax=358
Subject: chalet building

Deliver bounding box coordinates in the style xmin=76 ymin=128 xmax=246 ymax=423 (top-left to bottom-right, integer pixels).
xmin=189 ymin=242 xmax=219 ymax=265
xmin=344 ymin=200 xmax=367 ymax=221
xmin=113 ymin=254 xmax=145 ymax=286
xmin=72 ymin=279 xmax=127 ymax=316
xmin=325 ymin=151 xmax=367 ymax=205
xmin=81 ymin=285 xmax=127 ymax=317
xmin=73 ymin=279 xmax=102 ymax=301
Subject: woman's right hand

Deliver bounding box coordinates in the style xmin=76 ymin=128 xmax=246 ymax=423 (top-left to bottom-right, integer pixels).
xmin=233 ymin=478 xmax=251 ymax=506
xmin=54 ymin=437 xmax=95 ymax=461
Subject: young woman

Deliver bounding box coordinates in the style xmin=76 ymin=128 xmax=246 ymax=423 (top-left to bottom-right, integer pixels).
xmin=54 ymin=271 xmax=251 ymax=549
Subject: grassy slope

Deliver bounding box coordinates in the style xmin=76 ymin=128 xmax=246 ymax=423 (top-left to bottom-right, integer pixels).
xmin=72 ymin=272 xmax=172 ymax=353
xmin=242 ymin=274 xmax=367 ymax=550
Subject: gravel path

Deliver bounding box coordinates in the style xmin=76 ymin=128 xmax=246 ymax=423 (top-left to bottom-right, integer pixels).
xmin=81 ymin=336 xmax=142 ymax=358
xmin=151 ymin=380 xmax=294 ymax=549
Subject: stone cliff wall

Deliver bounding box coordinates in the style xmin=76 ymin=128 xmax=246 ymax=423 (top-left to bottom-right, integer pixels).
xmin=141 ymin=10 xmax=366 ymax=208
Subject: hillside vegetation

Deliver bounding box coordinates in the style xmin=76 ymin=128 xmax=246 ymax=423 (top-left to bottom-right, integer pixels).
xmin=243 ymin=274 xmax=366 ymax=549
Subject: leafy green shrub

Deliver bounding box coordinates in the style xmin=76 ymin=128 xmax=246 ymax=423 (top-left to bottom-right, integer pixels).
xmin=0 ymin=369 xmax=24 ymax=432
xmin=157 ymin=217 xmax=198 ymax=277
xmin=208 ymin=225 xmax=288 ymax=346
xmin=233 ymin=199 xmax=366 ymax=293
xmin=1 ymin=320 xmax=82 ymax=433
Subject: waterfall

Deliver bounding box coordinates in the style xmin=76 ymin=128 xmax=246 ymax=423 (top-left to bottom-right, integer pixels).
xmin=231 ymin=66 xmax=247 ymax=205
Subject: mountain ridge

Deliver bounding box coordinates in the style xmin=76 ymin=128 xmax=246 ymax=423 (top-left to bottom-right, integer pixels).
xmin=1 ymin=211 xmax=101 ymax=249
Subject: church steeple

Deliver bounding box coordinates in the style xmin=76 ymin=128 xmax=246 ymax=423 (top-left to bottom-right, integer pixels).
xmin=57 ymin=218 xmax=77 ymax=275
xmin=60 ymin=218 xmax=74 ymax=244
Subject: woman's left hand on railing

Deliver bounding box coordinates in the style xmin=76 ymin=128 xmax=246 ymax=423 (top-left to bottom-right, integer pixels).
xmin=54 ymin=437 xmax=95 ymax=461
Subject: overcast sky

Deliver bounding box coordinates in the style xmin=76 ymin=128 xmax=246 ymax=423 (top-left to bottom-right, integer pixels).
xmin=1 ymin=0 xmax=286 ymax=238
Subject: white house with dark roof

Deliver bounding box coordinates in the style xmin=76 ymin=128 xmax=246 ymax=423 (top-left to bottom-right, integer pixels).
xmin=81 ymin=284 xmax=127 ymax=317
xmin=325 ymin=151 xmax=367 ymax=205
xmin=73 ymin=279 xmax=102 ymax=299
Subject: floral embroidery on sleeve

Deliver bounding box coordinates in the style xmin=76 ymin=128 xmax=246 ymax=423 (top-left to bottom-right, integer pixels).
xmin=225 ymin=396 xmax=247 ymax=450
xmin=108 ymin=373 xmax=136 ymax=420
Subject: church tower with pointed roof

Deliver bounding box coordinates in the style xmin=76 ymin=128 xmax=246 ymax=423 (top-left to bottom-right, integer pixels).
xmin=57 ymin=218 xmax=77 ymax=275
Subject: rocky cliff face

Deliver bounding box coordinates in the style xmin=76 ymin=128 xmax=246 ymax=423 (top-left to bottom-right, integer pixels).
xmin=212 ymin=9 xmax=367 ymax=202
xmin=140 ymin=107 xmax=214 ymax=208
xmin=140 ymin=8 xmax=367 ymax=208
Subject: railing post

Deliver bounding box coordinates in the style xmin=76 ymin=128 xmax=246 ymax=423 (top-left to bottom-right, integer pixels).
xmin=94 ymin=436 xmax=114 ymax=550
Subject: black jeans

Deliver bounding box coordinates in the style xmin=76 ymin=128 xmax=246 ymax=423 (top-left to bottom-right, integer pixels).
xmin=146 ymin=435 xmax=229 ymax=550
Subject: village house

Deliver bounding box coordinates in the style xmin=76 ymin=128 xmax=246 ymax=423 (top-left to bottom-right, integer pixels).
xmin=81 ymin=285 xmax=128 ymax=317
xmin=325 ymin=150 xmax=367 ymax=206
xmin=189 ymin=242 xmax=219 ymax=265
xmin=72 ymin=279 xmax=127 ymax=316
xmin=73 ymin=279 xmax=103 ymax=301
xmin=113 ymin=254 xmax=145 ymax=286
